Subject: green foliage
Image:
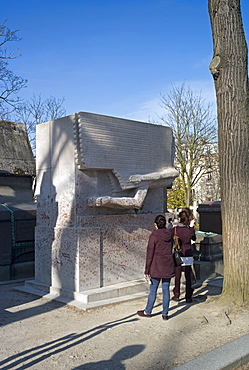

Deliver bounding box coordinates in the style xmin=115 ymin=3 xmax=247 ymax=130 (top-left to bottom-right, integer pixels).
xmin=167 ymin=177 xmax=186 ymax=209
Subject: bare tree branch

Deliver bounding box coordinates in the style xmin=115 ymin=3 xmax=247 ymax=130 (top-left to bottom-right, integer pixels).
xmin=13 ymin=94 xmax=66 ymax=154
xmin=158 ymin=82 xmax=219 ymax=206
xmin=0 ymin=20 xmax=26 ymax=118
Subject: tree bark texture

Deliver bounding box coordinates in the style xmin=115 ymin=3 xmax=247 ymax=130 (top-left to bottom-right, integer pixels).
xmin=208 ymin=0 xmax=249 ymax=304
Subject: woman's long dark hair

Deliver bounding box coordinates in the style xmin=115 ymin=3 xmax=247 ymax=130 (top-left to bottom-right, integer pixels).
xmin=154 ymin=215 xmax=166 ymax=229
xmin=178 ymin=210 xmax=190 ymax=226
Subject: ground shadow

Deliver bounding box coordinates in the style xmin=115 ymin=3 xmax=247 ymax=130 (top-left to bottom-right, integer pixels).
xmin=0 ymin=314 xmax=139 ymax=369
xmin=152 ymin=281 xmax=222 ymax=318
xmin=72 ymin=345 xmax=145 ymax=369
xmin=0 ymin=283 xmax=66 ymax=328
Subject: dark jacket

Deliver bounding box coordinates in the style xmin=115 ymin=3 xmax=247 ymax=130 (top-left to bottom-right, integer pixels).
xmin=175 ymin=225 xmax=196 ymax=257
xmin=144 ymin=228 xmax=175 ymax=278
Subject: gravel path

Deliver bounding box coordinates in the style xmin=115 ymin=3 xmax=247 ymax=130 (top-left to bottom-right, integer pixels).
xmin=0 ymin=282 xmax=249 ymax=369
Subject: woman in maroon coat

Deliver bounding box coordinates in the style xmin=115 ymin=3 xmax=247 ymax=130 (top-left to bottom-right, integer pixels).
xmin=137 ymin=215 xmax=175 ymax=320
xmin=172 ymin=209 xmax=196 ymax=303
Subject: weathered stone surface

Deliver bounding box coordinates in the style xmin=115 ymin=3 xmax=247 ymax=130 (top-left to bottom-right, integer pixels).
xmin=0 ymin=120 xmax=35 ymax=176
xmin=35 ymin=112 xmax=177 ymax=297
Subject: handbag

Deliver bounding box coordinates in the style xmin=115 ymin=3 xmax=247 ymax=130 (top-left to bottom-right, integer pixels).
xmin=173 ymin=228 xmax=183 ymax=266
xmin=173 ymin=250 xmax=183 ymax=266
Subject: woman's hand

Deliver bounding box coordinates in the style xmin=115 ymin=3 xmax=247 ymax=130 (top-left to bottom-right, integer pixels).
xmin=144 ymin=274 xmax=152 ymax=284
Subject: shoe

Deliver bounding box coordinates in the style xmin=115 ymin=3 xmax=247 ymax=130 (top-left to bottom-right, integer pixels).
xmin=162 ymin=315 xmax=169 ymax=320
xmin=186 ymin=298 xmax=193 ymax=303
xmin=137 ymin=310 xmax=152 ymax=317
xmin=172 ymin=296 xmax=179 ymax=302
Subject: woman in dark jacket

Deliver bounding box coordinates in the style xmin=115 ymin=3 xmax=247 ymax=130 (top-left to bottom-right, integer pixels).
xmin=172 ymin=209 xmax=196 ymax=303
xmin=137 ymin=215 xmax=175 ymax=320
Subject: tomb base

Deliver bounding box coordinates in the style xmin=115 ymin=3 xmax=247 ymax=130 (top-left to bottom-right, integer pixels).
xmin=35 ymin=213 xmax=173 ymax=298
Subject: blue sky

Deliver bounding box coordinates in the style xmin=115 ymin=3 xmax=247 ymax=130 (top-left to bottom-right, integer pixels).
xmin=2 ymin=0 xmax=249 ymax=122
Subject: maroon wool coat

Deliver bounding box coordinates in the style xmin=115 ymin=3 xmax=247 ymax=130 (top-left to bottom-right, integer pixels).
xmin=174 ymin=225 xmax=196 ymax=257
xmin=144 ymin=228 xmax=175 ymax=278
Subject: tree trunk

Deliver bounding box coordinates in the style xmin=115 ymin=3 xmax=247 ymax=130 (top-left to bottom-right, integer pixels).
xmin=208 ymin=0 xmax=249 ymax=305
xmin=185 ymin=184 xmax=191 ymax=207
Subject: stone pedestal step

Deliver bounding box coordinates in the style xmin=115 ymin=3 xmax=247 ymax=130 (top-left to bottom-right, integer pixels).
xmin=16 ymin=279 xmax=152 ymax=311
xmin=15 ymin=275 xmax=223 ymax=311
xmin=74 ymin=279 xmax=150 ymax=303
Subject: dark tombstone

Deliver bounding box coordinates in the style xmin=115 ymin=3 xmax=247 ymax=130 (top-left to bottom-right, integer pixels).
xmin=0 ymin=120 xmax=36 ymax=281
xmin=197 ymin=201 xmax=222 ymax=235
xmin=0 ymin=205 xmax=12 ymax=280
xmin=199 ymin=233 xmax=223 ymax=261
xmin=5 ymin=203 xmax=36 ymax=280
xmin=194 ymin=202 xmax=223 ymax=282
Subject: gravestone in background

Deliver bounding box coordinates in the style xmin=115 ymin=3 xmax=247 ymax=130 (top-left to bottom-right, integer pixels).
xmin=0 ymin=120 xmax=36 ymax=281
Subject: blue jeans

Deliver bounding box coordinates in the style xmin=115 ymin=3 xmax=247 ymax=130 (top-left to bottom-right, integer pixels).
xmin=145 ymin=277 xmax=171 ymax=316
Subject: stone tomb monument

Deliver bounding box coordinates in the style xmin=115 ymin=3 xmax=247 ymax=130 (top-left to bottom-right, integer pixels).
xmin=31 ymin=112 xmax=178 ymax=302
